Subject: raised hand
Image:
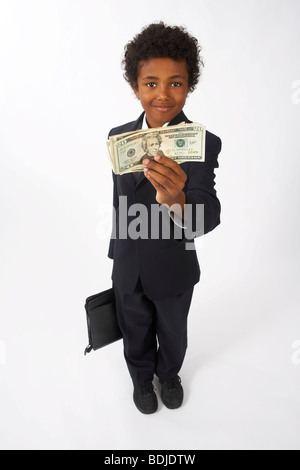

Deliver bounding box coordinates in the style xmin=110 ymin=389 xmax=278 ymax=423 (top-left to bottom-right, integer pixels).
xmin=143 ymin=155 xmax=187 ymax=208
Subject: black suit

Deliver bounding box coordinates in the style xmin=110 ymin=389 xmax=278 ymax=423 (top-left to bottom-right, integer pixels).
xmin=108 ymin=110 xmax=221 ymax=385
xmin=108 ymin=110 xmax=222 ymax=300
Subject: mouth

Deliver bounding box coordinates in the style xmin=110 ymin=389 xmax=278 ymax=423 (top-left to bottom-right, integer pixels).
xmin=152 ymin=105 xmax=174 ymax=112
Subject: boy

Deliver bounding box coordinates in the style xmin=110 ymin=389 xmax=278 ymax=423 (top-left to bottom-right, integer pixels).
xmin=108 ymin=22 xmax=222 ymax=414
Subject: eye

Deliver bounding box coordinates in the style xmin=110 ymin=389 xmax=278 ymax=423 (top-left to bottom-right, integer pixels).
xmin=146 ymin=82 xmax=156 ymax=88
xmin=171 ymin=82 xmax=182 ymax=87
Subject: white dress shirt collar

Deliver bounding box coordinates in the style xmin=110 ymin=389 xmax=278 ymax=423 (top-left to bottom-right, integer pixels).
xmin=142 ymin=114 xmax=169 ymax=129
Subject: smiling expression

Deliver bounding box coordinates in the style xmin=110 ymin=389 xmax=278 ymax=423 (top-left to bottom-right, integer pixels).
xmin=132 ymin=57 xmax=189 ymax=128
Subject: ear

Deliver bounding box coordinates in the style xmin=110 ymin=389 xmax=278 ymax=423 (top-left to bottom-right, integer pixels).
xmin=131 ymin=84 xmax=140 ymax=100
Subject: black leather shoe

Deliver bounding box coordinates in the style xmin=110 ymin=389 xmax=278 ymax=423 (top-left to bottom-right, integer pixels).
xmin=133 ymin=383 xmax=158 ymax=414
xmin=160 ymin=376 xmax=184 ymax=409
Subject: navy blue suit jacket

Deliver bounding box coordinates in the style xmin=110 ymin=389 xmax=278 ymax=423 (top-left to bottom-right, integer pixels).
xmin=108 ymin=110 xmax=222 ymax=300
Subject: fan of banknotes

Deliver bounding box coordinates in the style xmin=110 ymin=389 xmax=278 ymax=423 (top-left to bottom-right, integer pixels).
xmin=106 ymin=122 xmax=206 ymax=175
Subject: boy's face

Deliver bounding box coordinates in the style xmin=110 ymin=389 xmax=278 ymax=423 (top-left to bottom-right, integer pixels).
xmin=132 ymin=58 xmax=189 ymax=128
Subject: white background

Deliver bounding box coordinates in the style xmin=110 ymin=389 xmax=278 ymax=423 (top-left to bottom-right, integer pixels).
xmin=1 ymin=0 xmax=300 ymax=450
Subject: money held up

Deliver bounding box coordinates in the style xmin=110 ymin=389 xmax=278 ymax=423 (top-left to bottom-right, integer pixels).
xmin=106 ymin=122 xmax=206 ymax=175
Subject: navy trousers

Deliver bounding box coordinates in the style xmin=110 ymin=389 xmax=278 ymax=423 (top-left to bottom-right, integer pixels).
xmin=114 ymin=277 xmax=194 ymax=386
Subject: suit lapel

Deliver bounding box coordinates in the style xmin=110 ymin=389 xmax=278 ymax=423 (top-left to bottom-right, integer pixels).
xmin=168 ymin=110 xmax=191 ymax=126
xmin=136 ymin=171 xmax=146 ymax=186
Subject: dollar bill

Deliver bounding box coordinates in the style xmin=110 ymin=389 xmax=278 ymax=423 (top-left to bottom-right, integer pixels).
xmin=106 ymin=123 xmax=206 ymax=175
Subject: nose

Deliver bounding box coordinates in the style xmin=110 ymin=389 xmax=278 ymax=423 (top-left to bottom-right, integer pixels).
xmin=157 ymin=84 xmax=170 ymax=101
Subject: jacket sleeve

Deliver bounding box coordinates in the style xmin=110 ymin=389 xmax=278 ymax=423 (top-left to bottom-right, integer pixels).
xmin=184 ymin=133 xmax=222 ymax=238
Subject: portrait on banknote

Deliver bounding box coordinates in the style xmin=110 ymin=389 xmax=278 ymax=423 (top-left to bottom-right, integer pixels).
xmin=139 ymin=133 xmax=165 ymax=163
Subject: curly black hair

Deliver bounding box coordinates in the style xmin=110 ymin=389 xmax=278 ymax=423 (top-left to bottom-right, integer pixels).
xmin=122 ymin=22 xmax=204 ymax=93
